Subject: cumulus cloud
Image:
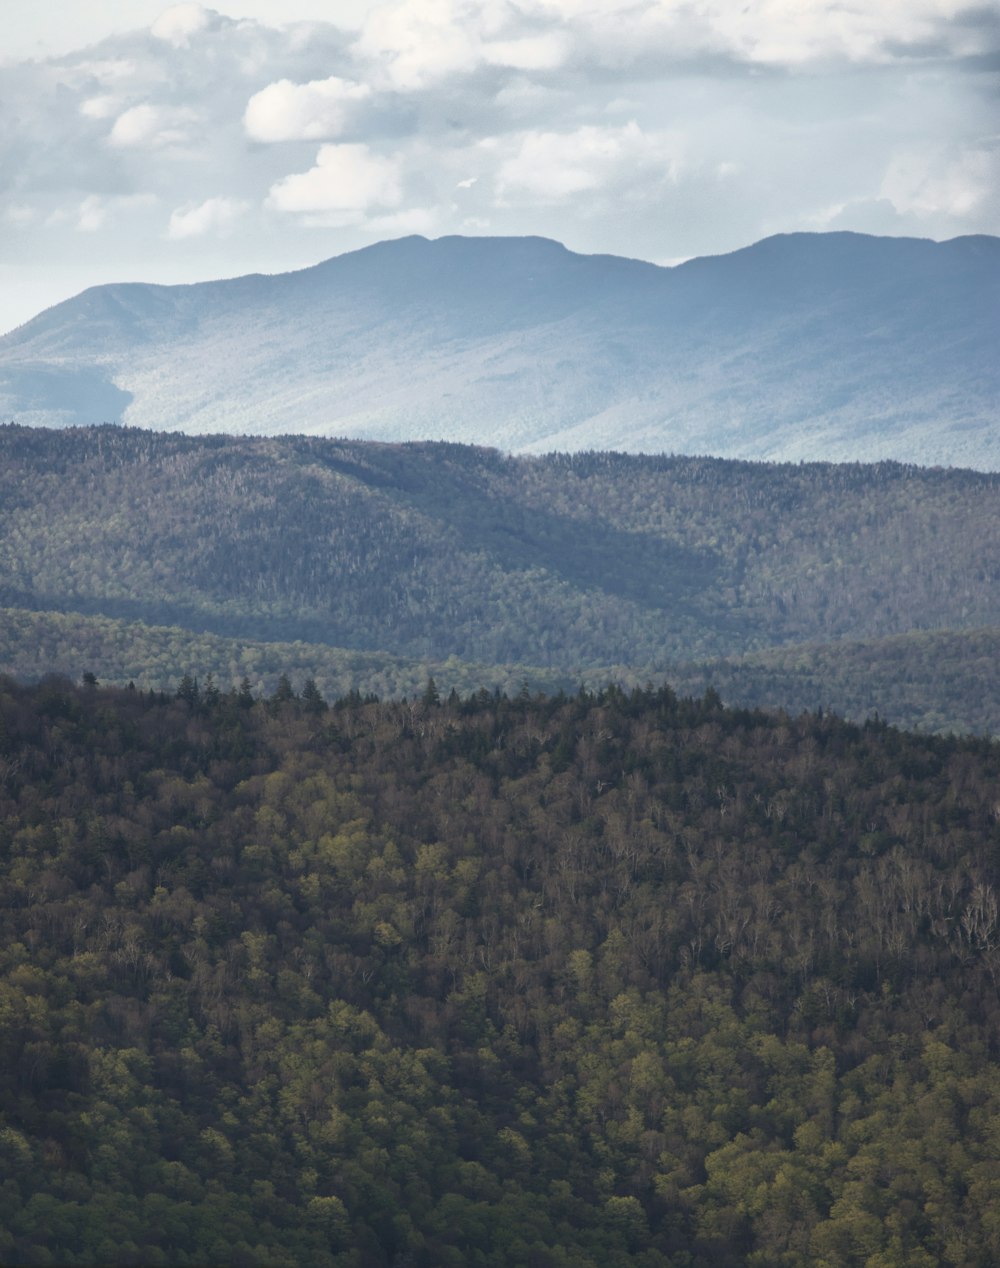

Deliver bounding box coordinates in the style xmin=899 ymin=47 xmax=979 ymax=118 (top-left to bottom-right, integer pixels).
xmin=79 ymin=95 xmax=120 ymax=121
xmin=496 ymin=121 xmax=681 ymax=202
xmin=880 ymin=146 xmax=1000 ymax=219
xmin=168 ymin=196 xmax=250 ymax=239
xmin=266 ymin=143 xmax=403 ymax=217
xmin=356 ymin=0 xmax=571 ymax=90
xmin=151 ymin=4 xmax=213 ymax=49
xmin=354 ymin=0 xmax=999 ymax=90
xmin=356 ymin=0 xmax=478 ymax=90
xmin=244 ymin=76 xmax=371 ymax=143
xmin=108 ymin=103 xmax=198 ymax=149
xmin=524 ymin=0 xmax=998 ymax=67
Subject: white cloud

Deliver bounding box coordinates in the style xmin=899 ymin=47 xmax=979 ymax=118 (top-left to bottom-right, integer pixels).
xmin=108 ymin=103 xmax=197 ymax=149
xmin=168 ymin=196 xmax=250 ymax=239
xmin=46 ymin=194 xmax=160 ymax=233
xmin=79 ymin=95 xmax=120 ymax=121
xmin=366 ymin=205 xmax=440 ymax=234
xmin=70 ymin=58 xmax=144 ymax=87
xmin=352 ymin=0 xmax=1000 ymax=91
xmin=77 ymin=195 xmax=108 ymax=232
xmin=244 ymin=76 xmax=371 ymax=143
xmin=880 ymin=146 xmax=1000 ymax=218
xmin=356 ymin=0 xmax=478 ymax=89
xmin=709 ymin=0 xmax=992 ymax=66
xmin=151 ymin=4 xmax=212 ymax=48
xmin=496 ymin=120 xmax=681 ymax=202
xmin=482 ymin=31 xmax=569 ymax=71
xmin=266 ymin=143 xmax=403 ymax=216
xmin=529 ymin=0 xmax=995 ymax=67
xmin=356 ymin=0 xmax=571 ymax=89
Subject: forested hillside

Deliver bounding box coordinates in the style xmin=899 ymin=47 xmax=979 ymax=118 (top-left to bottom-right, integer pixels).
xmin=3 ymin=676 xmax=1000 ymax=1265
xmin=3 ymin=607 xmax=1000 ymax=737
xmin=674 ymin=627 xmax=1000 ymax=736
xmin=3 ymin=426 xmax=1000 ymax=672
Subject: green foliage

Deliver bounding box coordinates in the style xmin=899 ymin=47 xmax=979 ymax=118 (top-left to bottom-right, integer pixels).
xmin=0 ymin=606 xmax=583 ymax=701
xmin=674 ymin=626 xmax=1000 ymax=736
xmin=2 ymin=675 xmax=1000 ymax=1263
xmin=3 ymin=425 xmax=1000 ymax=670
xmin=3 ymin=607 xmax=999 ymax=737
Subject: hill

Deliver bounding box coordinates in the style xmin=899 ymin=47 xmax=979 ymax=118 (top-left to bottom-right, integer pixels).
xmin=3 ymin=607 xmax=1000 ymax=737
xmin=2 ymin=427 xmax=1000 ymax=672
xmin=3 ymin=676 xmax=1000 ymax=1265
xmin=1 ymin=232 xmax=997 ymax=468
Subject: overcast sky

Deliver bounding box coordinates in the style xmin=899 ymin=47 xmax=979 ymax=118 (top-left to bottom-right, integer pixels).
xmin=1 ymin=0 xmax=997 ymax=334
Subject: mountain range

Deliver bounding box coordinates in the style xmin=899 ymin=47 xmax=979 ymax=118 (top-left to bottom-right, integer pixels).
xmin=1 ymin=232 xmax=997 ymax=468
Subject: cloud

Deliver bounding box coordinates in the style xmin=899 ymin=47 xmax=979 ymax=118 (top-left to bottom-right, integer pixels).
xmin=366 ymin=206 xmax=441 ymax=234
xmin=266 ymin=143 xmax=403 ymax=217
xmin=244 ymin=76 xmax=371 ymax=143
xmin=77 ymin=195 xmax=109 ymax=232
xmin=45 ymin=194 xmax=159 ymax=233
xmin=496 ymin=121 xmax=681 ymax=202
xmin=151 ymin=4 xmax=213 ymax=49
xmin=880 ymin=145 xmax=1000 ymax=218
xmin=356 ymin=0 xmax=570 ymax=90
xmin=79 ymin=95 xmax=120 ymax=121
xmin=108 ymin=103 xmax=197 ymax=149
xmin=168 ymin=196 xmax=250 ymax=239
xmin=530 ymin=0 xmax=1000 ymax=68
xmin=356 ymin=0 xmax=479 ymax=90
xmin=0 ymin=0 xmax=997 ymax=338
xmin=483 ymin=31 xmax=570 ymax=71
xmin=354 ymin=0 xmax=1000 ymax=91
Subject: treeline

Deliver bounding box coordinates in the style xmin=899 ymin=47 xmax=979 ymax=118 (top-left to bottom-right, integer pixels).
xmin=4 ymin=606 xmax=1000 ymax=736
xmin=3 ymin=675 xmax=1000 ymax=1264
xmin=673 ymin=625 xmax=1000 ymax=736
xmin=2 ymin=425 xmax=1000 ymax=668
xmin=0 ymin=607 xmax=585 ymax=702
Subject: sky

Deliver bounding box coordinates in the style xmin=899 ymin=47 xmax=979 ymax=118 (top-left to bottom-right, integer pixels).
xmin=1 ymin=0 xmax=997 ymax=335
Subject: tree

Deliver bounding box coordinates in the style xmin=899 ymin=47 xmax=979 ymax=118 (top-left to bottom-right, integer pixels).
xmin=301 ymin=679 xmax=327 ymax=715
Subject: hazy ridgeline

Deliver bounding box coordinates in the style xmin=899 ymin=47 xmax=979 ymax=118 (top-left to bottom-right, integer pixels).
xmin=2 ymin=232 xmax=997 ymax=468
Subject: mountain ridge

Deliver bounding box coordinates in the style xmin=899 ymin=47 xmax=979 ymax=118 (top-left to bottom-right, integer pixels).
xmin=2 ymin=231 xmax=996 ymax=467
xmin=3 ymin=426 xmax=1000 ymax=671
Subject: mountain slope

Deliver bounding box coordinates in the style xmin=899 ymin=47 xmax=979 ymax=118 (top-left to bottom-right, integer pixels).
xmin=4 ymin=677 xmax=1000 ymax=1265
xmin=3 ymin=427 xmax=1000 ymax=672
xmin=4 ymin=605 xmax=1000 ymax=735
xmin=1 ymin=232 xmax=997 ymax=467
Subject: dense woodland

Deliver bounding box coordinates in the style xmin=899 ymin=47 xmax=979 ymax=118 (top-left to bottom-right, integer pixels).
xmin=3 ymin=675 xmax=1000 ymax=1265
xmin=3 ymin=607 xmax=1000 ymax=737
xmin=3 ymin=425 xmax=1000 ymax=671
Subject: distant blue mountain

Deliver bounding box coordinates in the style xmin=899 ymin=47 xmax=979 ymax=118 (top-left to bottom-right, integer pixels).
xmin=1 ymin=231 xmax=996 ymax=467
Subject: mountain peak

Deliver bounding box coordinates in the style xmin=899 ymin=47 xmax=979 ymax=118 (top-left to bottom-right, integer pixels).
xmin=1 ymin=231 xmax=996 ymax=469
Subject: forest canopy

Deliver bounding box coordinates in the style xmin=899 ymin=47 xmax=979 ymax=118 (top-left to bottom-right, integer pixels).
xmin=3 ymin=425 xmax=1000 ymax=668
xmin=2 ymin=674 xmax=1000 ymax=1266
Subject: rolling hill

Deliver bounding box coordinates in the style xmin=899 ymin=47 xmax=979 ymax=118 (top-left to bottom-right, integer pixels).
xmin=1 ymin=231 xmax=997 ymax=468
xmin=3 ymin=426 xmax=1000 ymax=734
